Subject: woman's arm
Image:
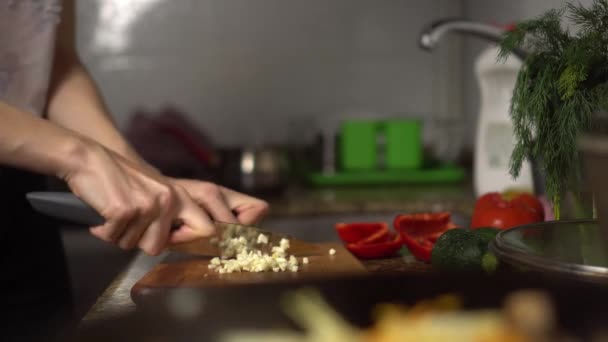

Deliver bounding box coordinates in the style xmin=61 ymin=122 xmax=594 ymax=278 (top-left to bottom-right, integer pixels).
xmin=45 ymin=0 xmax=145 ymax=165
xmin=0 ymin=100 xmax=216 ymax=254
xmin=46 ymin=0 xmax=269 ymax=225
xmin=0 ymin=100 xmax=83 ymax=178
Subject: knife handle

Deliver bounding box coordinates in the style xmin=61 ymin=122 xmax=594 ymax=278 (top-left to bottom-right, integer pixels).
xmin=26 ymin=192 xmax=105 ymax=226
xmin=27 ymin=192 xmax=185 ymax=230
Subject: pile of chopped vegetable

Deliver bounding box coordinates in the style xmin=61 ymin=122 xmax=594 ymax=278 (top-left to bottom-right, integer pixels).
xmin=208 ymin=234 xmax=302 ymax=274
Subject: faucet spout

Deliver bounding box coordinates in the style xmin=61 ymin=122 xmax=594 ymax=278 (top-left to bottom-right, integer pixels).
xmin=419 ymin=18 xmax=527 ymax=59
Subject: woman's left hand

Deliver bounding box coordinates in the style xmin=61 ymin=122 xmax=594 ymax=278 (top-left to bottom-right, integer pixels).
xmin=170 ymin=178 xmax=269 ymax=225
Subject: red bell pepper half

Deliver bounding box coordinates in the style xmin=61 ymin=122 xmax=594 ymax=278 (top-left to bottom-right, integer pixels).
xmin=335 ymin=222 xmax=390 ymax=244
xmin=345 ymin=233 xmax=403 ymax=259
xmin=335 ymin=222 xmax=402 ymax=259
xmin=393 ymin=212 xmax=458 ymax=263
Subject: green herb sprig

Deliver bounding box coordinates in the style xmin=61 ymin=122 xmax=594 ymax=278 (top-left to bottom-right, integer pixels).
xmin=499 ymin=0 xmax=608 ymax=219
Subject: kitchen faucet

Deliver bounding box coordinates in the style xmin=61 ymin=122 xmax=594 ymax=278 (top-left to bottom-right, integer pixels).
xmin=419 ymin=18 xmax=527 ymax=60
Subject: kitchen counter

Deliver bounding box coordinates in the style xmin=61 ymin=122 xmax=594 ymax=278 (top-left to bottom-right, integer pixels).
xmin=80 ymin=182 xmax=471 ymax=326
xmin=264 ymin=182 xmax=474 ymax=217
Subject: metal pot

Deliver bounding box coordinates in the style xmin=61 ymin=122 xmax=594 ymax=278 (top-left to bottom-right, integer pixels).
xmin=219 ymin=146 xmax=289 ymax=194
xmin=579 ymin=111 xmax=608 ymax=234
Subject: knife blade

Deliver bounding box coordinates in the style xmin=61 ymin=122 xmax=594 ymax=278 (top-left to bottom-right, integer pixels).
xmin=26 ymin=192 xmax=320 ymax=257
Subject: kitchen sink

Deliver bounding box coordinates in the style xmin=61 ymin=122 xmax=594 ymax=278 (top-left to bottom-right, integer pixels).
xmin=261 ymin=212 xmax=470 ymax=243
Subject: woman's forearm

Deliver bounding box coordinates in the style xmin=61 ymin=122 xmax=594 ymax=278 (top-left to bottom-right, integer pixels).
xmin=0 ymin=101 xmax=85 ymax=178
xmin=47 ymin=0 xmax=154 ymax=171
xmin=46 ymin=52 xmax=143 ymax=163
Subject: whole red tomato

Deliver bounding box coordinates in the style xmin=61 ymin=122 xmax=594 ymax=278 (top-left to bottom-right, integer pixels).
xmin=471 ymin=192 xmax=544 ymax=230
xmin=509 ymin=193 xmax=545 ymax=221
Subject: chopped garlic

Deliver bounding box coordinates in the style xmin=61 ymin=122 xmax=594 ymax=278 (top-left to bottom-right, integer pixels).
xmin=209 ymin=233 xmax=301 ymax=274
xmin=280 ymin=238 xmax=290 ymax=250
xmin=302 ymin=257 xmax=309 ymax=264
xmin=329 ymin=248 xmax=336 ymax=256
xmin=256 ymin=234 xmax=269 ymax=245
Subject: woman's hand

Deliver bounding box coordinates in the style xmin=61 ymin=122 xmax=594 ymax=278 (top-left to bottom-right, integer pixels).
xmin=171 ymin=179 xmax=269 ymax=225
xmin=62 ymin=139 xmax=216 ymax=255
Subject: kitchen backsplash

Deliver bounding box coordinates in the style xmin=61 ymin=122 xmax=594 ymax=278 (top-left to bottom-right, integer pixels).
xmin=76 ymin=0 xmax=463 ymax=150
xmin=77 ymin=1 xmax=591 ymax=157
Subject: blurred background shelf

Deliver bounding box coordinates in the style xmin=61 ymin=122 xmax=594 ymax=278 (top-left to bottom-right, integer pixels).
xmin=308 ymin=165 xmax=465 ymax=186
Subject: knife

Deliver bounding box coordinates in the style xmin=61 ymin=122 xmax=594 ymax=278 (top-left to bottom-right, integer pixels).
xmin=26 ymin=191 xmax=319 ymax=257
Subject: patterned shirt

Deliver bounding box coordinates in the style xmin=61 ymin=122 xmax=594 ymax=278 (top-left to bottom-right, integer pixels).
xmin=0 ymin=0 xmax=62 ymax=116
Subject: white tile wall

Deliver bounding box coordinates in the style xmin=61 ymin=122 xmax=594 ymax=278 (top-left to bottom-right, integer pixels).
xmin=76 ymin=1 xmax=594 ymax=154
xmin=76 ymin=0 xmax=463 ymax=149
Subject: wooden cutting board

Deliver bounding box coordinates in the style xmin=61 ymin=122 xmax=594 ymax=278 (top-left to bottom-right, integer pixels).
xmin=131 ymin=242 xmax=366 ymax=303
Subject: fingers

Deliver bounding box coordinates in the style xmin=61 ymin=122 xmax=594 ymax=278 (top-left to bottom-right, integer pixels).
xmin=137 ymin=217 xmax=172 ymax=256
xmin=186 ymin=182 xmax=238 ymax=223
xmin=117 ymin=196 xmax=158 ymax=250
xmin=117 ymin=219 xmax=149 ymax=250
xmin=89 ymin=200 xmax=137 ymax=244
xmin=71 ymin=143 xmax=255 ymax=254
xmin=135 ymin=185 xmax=178 ymax=255
xmin=68 ymin=146 xmax=217 ymax=255
xmin=235 ymin=200 xmax=270 ymax=225
xmin=86 ymin=181 xmax=266 ymax=254
xmin=171 ymin=179 xmax=269 ymax=226
xmin=218 ymin=186 xmax=269 ymax=225
xmin=169 ymin=186 xmax=216 ymax=244
xmin=87 ymin=181 xmax=216 ymax=254
xmin=200 ymin=197 xmax=237 ymax=223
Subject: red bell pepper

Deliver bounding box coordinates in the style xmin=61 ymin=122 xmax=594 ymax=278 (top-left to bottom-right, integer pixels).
xmin=393 ymin=212 xmax=458 ymax=263
xmin=335 ymin=222 xmax=389 ymax=244
xmin=335 ymin=222 xmax=402 ymax=259
xmin=471 ymin=192 xmax=544 ymax=230
xmin=398 ymin=233 xmax=434 ymax=262
xmin=345 ymin=233 xmax=403 ymax=259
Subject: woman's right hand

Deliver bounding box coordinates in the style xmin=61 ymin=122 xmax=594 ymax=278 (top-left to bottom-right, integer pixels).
xmin=62 ymin=138 xmax=220 ymax=255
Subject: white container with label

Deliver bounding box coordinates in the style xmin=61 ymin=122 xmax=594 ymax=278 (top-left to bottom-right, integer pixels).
xmin=474 ymin=46 xmax=534 ymax=196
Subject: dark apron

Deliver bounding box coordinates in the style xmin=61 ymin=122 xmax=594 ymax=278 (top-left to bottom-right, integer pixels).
xmin=0 ymin=167 xmax=73 ymax=340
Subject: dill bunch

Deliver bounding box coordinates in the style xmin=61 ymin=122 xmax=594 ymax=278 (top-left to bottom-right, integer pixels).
xmin=498 ymin=0 xmax=608 ymax=219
